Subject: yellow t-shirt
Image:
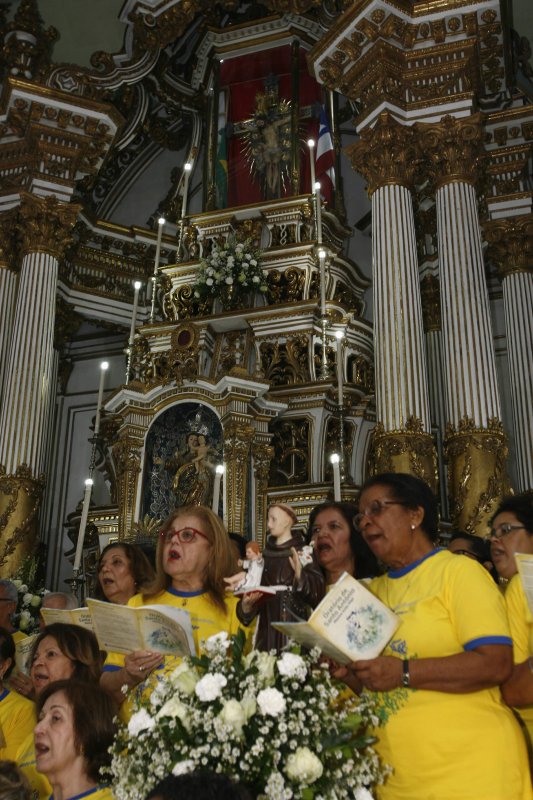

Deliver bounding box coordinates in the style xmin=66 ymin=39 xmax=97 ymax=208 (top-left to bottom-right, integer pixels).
xmin=504 ymin=573 xmax=533 ymax=748
xmin=103 ymin=588 xmax=252 ymax=720
xmin=367 ymin=549 xmax=532 ymax=800
xmin=0 ymin=687 xmax=36 ymax=761
xmin=48 ymin=787 xmax=115 ymax=800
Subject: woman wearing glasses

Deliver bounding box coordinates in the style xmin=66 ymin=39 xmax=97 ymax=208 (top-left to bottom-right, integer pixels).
xmin=100 ymin=505 xmax=250 ymax=712
xmin=491 ymin=494 xmax=533 ymax=761
xmin=335 ymin=473 xmax=531 ymax=800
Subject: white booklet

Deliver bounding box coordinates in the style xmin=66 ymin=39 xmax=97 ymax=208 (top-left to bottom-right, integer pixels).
xmin=86 ymin=598 xmax=196 ymax=657
xmin=515 ymin=553 xmax=533 ymax=614
xmin=41 ymin=606 xmax=94 ymax=630
xmin=272 ymin=571 xmax=399 ymax=665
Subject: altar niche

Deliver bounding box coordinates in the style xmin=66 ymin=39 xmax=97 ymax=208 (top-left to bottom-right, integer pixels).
xmin=142 ymin=403 xmax=223 ymax=522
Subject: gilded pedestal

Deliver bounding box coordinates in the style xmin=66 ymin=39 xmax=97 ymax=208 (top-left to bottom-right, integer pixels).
xmin=0 ymin=465 xmax=45 ymax=572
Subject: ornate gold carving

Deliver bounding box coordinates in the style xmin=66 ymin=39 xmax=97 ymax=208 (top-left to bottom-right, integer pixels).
xmin=334 ymin=280 xmax=363 ymax=316
xmin=0 ymin=210 xmax=20 ymax=268
xmin=214 ymin=331 xmax=248 ymax=379
xmin=252 ymin=442 xmax=275 ymax=548
xmin=3 ymin=0 xmax=57 ymax=81
xmin=445 ymin=417 xmax=509 ymax=535
xmin=0 ymin=463 xmax=45 ymax=574
xmin=267 ymin=268 xmax=305 ymax=304
xmin=260 ymin=336 xmax=310 ymax=386
xmin=416 ymin=114 xmax=483 ymax=189
xmin=346 ymin=112 xmax=419 ymax=195
xmin=17 ymin=194 xmax=80 ymax=259
xmin=484 ymin=214 xmax=533 ymax=279
xmin=368 ymin=418 xmax=438 ymax=493
xmin=270 ymin=418 xmax=310 ymax=486
xmin=112 ymin=435 xmax=142 ymax=539
xmin=420 ymin=275 xmax=441 ymax=332
xmin=350 ymin=355 xmax=374 ymax=394
xmin=223 ymin=421 xmax=254 ymax=535
xmin=325 ymin=417 xmax=353 ymax=482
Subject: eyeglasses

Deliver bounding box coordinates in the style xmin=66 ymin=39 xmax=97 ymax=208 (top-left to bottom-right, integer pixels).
xmin=485 ymin=524 xmax=526 ymax=541
xmin=160 ymin=527 xmax=208 ymax=544
xmin=353 ymin=500 xmax=408 ymax=530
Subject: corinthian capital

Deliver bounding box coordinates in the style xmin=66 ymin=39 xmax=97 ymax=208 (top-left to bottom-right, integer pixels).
xmin=416 ymin=113 xmax=483 ymax=189
xmin=346 ymin=112 xmax=418 ymax=195
xmin=484 ymin=214 xmax=533 ymax=279
xmin=17 ymin=194 xmax=80 ymax=259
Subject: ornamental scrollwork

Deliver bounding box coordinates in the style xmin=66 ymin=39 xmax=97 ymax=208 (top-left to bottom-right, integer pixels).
xmin=17 ymin=195 xmax=80 ymax=259
xmin=260 ymin=336 xmax=310 ymax=386
xmin=267 ymin=268 xmax=305 ymax=304
xmin=269 ymin=418 xmax=310 ymax=486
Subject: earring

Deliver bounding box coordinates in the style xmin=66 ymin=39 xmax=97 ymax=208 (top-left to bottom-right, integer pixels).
xmin=410 ymin=524 xmax=415 ymax=531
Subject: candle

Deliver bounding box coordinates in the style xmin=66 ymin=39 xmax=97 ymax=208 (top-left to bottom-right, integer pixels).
xmin=330 ymin=453 xmax=341 ymax=501
xmin=307 ymin=139 xmax=316 ymax=191
xmin=212 ymin=464 xmax=224 ymax=514
xmin=318 ymin=249 xmax=326 ymax=317
xmin=94 ymin=361 xmax=109 ymax=437
xmin=73 ymin=478 xmax=93 ymax=573
xmin=181 ymin=162 xmax=192 ymax=219
xmin=314 ymin=180 xmax=322 ymax=245
xmin=129 ymin=281 xmax=142 ymax=349
xmin=335 ymin=330 xmax=344 ymax=407
xmin=153 ymin=217 xmax=165 ymax=276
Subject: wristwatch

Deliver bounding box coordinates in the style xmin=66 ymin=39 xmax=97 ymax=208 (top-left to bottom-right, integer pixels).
xmin=402 ymin=658 xmax=410 ymax=688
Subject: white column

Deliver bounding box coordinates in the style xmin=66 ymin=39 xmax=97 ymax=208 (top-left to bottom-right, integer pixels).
xmin=372 ymin=184 xmax=432 ymax=432
xmin=0 ymin=251 xmax=58 ymax=474
xmin=502 ymin=271 xmax=533 ymax=489
xmin=436 ymin=182 xmax=501 ymax=427
xmin=0 ymin=266 xmax=17 ymax=406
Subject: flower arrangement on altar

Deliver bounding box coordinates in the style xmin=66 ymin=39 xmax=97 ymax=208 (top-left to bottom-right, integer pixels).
xmin=109 ymin=630 xmax=388 ymax=800
xmin=10 ymin=557 xmax=46 ymax=634
xmin=192 ymin=235 xmax=267 ymax=309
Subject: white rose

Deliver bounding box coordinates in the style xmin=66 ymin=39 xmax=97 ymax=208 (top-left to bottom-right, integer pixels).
xmin=257 ymin=687 xmax=286 ymax=717
xmin=128 ymin=709 xmax=155 ymax=736
xmin=12 ymin=580 xmax=22 ymax=589
xmin=156 ymin=696 xmax=191 ymax=731
xmin=169 ymin=662 xmax=199 ymax=695
xmin=30 ymin=595 xmax=42 ymax=608
xmin=250 ymin=259 xmax=257 ymax=266
xmin=227 ymin=256 xmax=234 ymax=266
xmin=22 ymin=593 xmax=32 ymax=605
xmin=206 ymin=278 xmax=214 ymax=286
xmin=219 ymin=699 xmax=246 ymax=735
xmin=204 ymin=631 xmax=230 ymax=656
xmin=195 ymin=672 xmax=227 ymax=702
xmin=20 ymin=585 xmax=28 ymax=593
xmin=172 ymin=759 xmax=195 ymax=776
xmin=252 ymin=275 xmax=260 ymax=283
xmin=256 ymin=651 xmax=277 ymax=684
xmin=241 ymin=695 xmax=257 ymax=720
xmin=277 ymin=652 xmax=307 ymax=681
xmin=225 ymin=276 xmax=234 ymax=285
xmin=285 ymin=747 xmax=323 ymax=785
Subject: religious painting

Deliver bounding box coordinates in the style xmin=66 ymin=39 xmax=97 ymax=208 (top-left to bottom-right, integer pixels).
xmin=142 ymin=403 xmax=223 ymax=521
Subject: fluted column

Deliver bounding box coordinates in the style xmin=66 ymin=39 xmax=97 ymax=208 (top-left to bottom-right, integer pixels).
xmin=418 ymin=115 xmax=509 ymax=533
xmin=0 ymin=194 xmax=79 ymax=572
xmin=485 ymin=214 xmax=533 ymax=491
xmin=0 ymin=212 xmax=19 ymax=407
xmin=347 ymin=112 xmax=437 ymax=488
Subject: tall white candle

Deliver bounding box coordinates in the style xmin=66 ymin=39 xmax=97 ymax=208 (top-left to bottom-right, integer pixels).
xmin=314 ymin=181 xmax=322 ymax=245
xmin=181 ymin=162 xmax=192 ymax=219
xmin=318 ymin=249 xmax=326 ymax=317
xmin=307 ymin=139 xmax=316 ymax=191
xmin=330 ymin=453 xmax=341 ymax=501
xmin=335 ymin=330 xmax=344 ymax=407
xmin=73 ymin=478 xmax=93 ymax=573
xmin=153 ymin=217 xmax=165 ymax=277
xmin=212 ymin=464 xmax=224 ymax=514
xmin=129 ymin=281 xmax=142 ymax=349
xmin=94 ymin=361 xmax=109 ymax=437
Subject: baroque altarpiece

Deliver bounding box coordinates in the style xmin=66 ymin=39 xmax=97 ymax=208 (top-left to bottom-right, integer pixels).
xmin=0 ymin=0 xmax=531 ymax=588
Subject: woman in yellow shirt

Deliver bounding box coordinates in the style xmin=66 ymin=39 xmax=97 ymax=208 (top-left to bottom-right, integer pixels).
xmin=0 ymin=628 xmax=36 ymax=762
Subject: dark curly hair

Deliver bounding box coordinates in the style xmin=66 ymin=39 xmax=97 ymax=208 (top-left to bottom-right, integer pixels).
xmin=360 ymin=472 xmax=439 ymax=543
xmin=306 ymin=501 xmax=381 ymax=578
xmin=491 ymin=493 xmax=533 ymax=535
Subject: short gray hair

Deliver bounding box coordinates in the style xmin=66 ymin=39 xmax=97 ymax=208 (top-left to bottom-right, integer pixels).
xmin=0 ymin=580 xmax=18 ymax=603
xmin=42 ymin=592 xmax=78 ymax=610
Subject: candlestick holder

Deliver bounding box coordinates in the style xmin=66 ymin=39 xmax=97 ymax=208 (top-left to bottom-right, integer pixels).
xmin=319 ymin=314 xmax=330 ymax=380
xmin=338 ymin=403 xmax=346 ymax=482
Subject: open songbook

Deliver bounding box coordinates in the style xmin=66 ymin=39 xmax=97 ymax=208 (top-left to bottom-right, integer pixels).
xmin=86 ymin=598 xmax=196 ymax=656
xmin=41 ymin=606 xmax=93 ymax=630
xmin=272 ymin=572 xmax=399 ymax=665
xmin=515 ymin=554 xmax=533 ymax=614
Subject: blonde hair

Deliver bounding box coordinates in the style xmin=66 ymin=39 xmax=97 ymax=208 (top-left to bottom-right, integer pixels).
xmin=145 ymin=505 xmax=235 ymax=612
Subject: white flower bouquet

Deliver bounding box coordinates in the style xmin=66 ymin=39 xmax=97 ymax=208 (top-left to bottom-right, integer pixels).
xmin=10 ymin=556 xmax=46 ymax=635
xmin=192 ymin=235 xmax=267 ymax=309
xmin=109 ymin=630 xmax=388 ymax=800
